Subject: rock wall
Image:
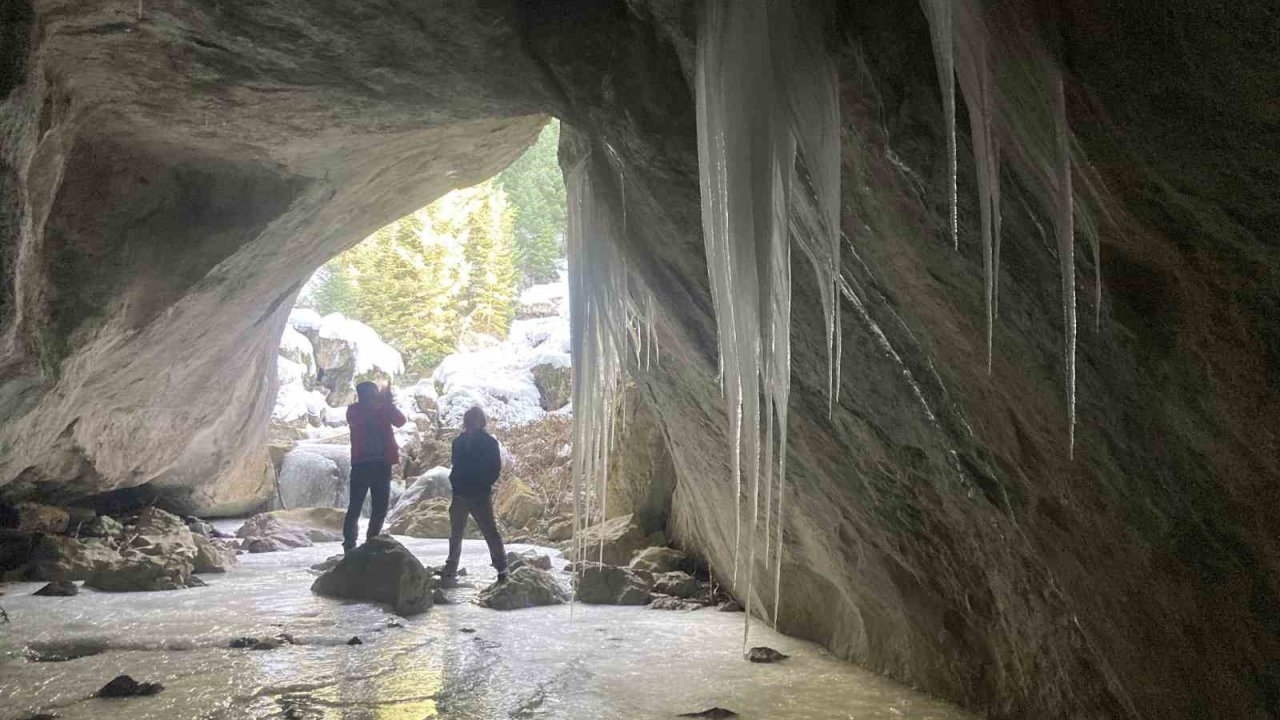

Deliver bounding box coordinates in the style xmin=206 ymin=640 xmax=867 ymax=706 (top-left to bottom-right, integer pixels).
xmin=1 ymin=1 xmax=1277 ymax=719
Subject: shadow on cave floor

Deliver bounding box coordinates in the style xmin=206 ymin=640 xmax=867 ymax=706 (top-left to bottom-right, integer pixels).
xmin=0 ymin=534 xmax=974 ymax=720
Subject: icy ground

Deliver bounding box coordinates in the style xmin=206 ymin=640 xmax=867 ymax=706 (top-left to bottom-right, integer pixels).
xmin=0 ymin=533 xmax=973 ymax=720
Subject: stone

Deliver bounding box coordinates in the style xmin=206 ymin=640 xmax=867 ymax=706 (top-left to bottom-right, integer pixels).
xmin=545 ymin=517 xmax=575 ymax=542
xmin=184 ymin=517 xmax=218 ymax=538
xmin=276 ymin=449 xmax=345 ymax=509
xmin=347 ymin=636 xmax=363 ymax=646
xmin=311 ymin=554 xmax=344 ymax=572
xmin=85 ymin=551 xmax=195 ymax=592
xmin=266 ymin=507 xmax=346 ymax=533
xmin=746 ymin=647 xmax=789 ymax=664
xmin=652 ymin=571 xmax=702 ymax=600
xmin=649 ymin=595 xmax=699 ymax=611
xmin=192 ymin=534 xmax=237 ymax=574
xmin=8 ymin=503 xmax=70 ymax=534
xmin=23 ymin=535 xmax=121 ymax=582
xmin=33 ymin=580 xmax=79 ymax=596
xmin=311 ymin=536 xmax=433 ymax=616
xmin=629 ymin=546 xmax=689 ymax=574
xmin=83 ymin=515 xmax=124 ymax=539
xmin=717 ymin=600 xmax=743 ymax=613
xmin=475 ymin=566 xmax=569 ymax=610
xmin=386 ymin=468 xmax=452 ymax=528
xmin=678 ymin=709 xmax=738 ymax=719
xmin=432 ymin=588 xmax=448 ymax=604
xmin=566 ymin=514 xmax=659 ymax=566
xmin=386 ymin=498 xmax=478 ymax=539
xmin=574 ymin=562 xmax=652 ymax=605
xmin=530 ymin=362 xmax=571 ymax=411
xmin=97 ymin=675 xmax=164 ymax=698
xmin=236 ymin=510 xmax=342 ymax=553
xmin=494 ymin=481 xmax=543 ymax=530
xmin=505 ymin=550 xmax=552 ymax=572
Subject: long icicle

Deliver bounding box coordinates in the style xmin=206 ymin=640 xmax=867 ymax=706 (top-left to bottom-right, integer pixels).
xmin=920 ymin=0 xmax=958 ymax=250
xmin=1053 ymin=74 xmax=1077 ymax=458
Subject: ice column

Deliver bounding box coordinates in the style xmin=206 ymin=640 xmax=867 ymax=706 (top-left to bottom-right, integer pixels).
xmin=696 ymin=0 xmax=842 ymax=646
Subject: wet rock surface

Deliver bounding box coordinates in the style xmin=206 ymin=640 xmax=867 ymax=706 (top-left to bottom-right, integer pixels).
xmin=97 ymin=675 xmax=163 ymax=698
xmin=574 ymin=562 xmax=652 ymax=605
xmin=311 ymin=536 xmax=433 ymax=616
xmin=475 ymin=566 xmax=569 ymax=610
xmin=746 ymin=647 xmax=789 ymax=664
xmin=567 ymin=514 xmax=662 ymax=567
xmin=32 ymin=580 xmax=78 ymax=597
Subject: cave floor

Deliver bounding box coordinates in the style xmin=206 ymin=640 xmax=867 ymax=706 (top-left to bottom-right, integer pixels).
xmin=0 ymin=533 xmax=973 ymax=720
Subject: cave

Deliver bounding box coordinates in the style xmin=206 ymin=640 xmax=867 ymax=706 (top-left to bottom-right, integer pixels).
xmin=1 ymin=1 xmax=1277 ymax=718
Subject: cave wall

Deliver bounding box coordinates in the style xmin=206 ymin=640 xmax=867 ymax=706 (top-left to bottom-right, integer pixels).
xmin=2 ymin=1 xmax=1278 ymax=719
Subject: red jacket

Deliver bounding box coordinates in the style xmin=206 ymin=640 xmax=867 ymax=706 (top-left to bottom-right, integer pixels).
xmin=347 ymin=401 xmax=407 ymax=465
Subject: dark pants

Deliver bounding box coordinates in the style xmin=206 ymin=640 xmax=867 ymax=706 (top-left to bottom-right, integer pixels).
xmin=444 ymin=493 xmax=506 ymax=573
xmin=343 ymin=461 xmax=391 ymax=550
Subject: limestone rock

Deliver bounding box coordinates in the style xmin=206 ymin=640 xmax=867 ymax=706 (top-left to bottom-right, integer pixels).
xmin=27 ymin=536 xmax=122 ymax=582
xmin=192 ymin=534 xmax=237 ymax=574
xmin=311 ymin=536 xmax=433 ymax=616
xmin=476 ymin=566 xmax=569 ymax=610
xmin=531 ymin=362 xmax=571 ymax=411
xmin=386 ymin=468 xmax=452 ymax=527
xmin=387 ymin=497 xmax=479 ymax=540
xmin=567 ymin=514 xmax=661 ymax=566
xmin=33 ymin=580 xmax=79 ymax=596
xmin=267 ymin=507 xmax=346 ymax=532
xmin=546 ymin=517 xmax=574 ymax=542
xmin=629 ymin=546 xmax=689 ymax=574
xmin=82 ymin=515 xmax=124 ymax=539
xmin=574 ymin=562 xmax=652 ymax=605
xmin=495 ymin=480 xmax=543 ymax=530
xmin=650 ymin=595 xmax=700 ymax=611
xmin=276 ymin=450 xmax=345 ymax=509
xmin=652 ymin=571 xmax=702 ymax=600
xmin=85 ymin=551 xmax=195 ymax=592
xmin=236 ymin=510 xmax=342 ymax=553
xmin=505 ymin=550 xmax=553 ymax=572
xmin=5 ymin=503 xmax=70 ymax=534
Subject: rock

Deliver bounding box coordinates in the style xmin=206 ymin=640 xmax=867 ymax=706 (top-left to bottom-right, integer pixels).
xmin=505 ymin=550 xmax=553 ymax=572
xmin=192 ymin=534 xmax=237 ymax=573
xmin=386 ymin=468 xmax=452 ymax=527
xmin=566 ymin=514 xmax=661 ymax=566
xmin=97 ymin=675 xmax=163 ymax=698
xmin=678 ymin=709 xmax=738 ymax=719
xmin=531 ymin=362 xmax=571 ymax=411
xmin=432 ymin=588 xmax=448 ymax=604
xmin=494 ymin=480 xmax=544 ymax=530
xmin=652 ymin=571 xmax=702 ymax=599
xmin=266 ymin=507 xmax=346 ymax=533
xmin=134 ymin=507 xmax=195 ymax=545
xmin=311 ymin=536 xmax=433 ymax=616
xmin=276 ymin=450 xmax=345 ymax=509
xmin=250 ymin=634 xmax=294 ymax=651
xmin=545 ymin=517 xmax=575 ymax=542
xmin=85 ymin=551 xmax=196 ymax=592
xmin=229 ymin=637 xmax=257 ymax=648
xmin=574 ymin=562 xmax=652 ymax=605
xmin=629 ymin=546 xmax=689 ymax=574
xmin=236 ymin=510 xmax=342 ymax=553
xmin=5 ymin=503 xmax=70 ymax=534
xmin=347 ymin=636 xmax=363 ymax=646
xmin=82 ymin=515 xmax=124 ymax=539
xmin=747 ymin=647 xmax=789 ymax=664
xmin=184 ymin=517 xmax=217 ymax=538
xmin=649 ymin=595 xmax=699 ymax=611
xmin=717 ymin=600 xmax=743 ymax=613
xmin=26 ymin=536 xmax=122 ymax=582
xmin=33 ymin=580 xmax=79 ymax=596
xmin=387 ymin=497 xmax=478 ymax=539
xmin=311 ymin=554 xmax=344 ymax=572
xmin=476 ymin=566 xmax=569 ymax=610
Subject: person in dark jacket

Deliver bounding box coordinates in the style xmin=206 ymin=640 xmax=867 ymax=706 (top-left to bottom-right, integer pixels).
xmin=343 ymin=381 xmax=406 ymax=552
xmin=442 ymin=406 xmax=508 ymax=581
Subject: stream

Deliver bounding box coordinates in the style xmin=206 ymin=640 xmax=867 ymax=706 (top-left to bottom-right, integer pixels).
xmin=0 ymin=531 xmax=975 ymax=719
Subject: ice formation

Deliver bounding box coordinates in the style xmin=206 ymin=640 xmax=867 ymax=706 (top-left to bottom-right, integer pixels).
xmin=920 ymin=0 xmax=958 ymax=251
xmin=1053 ymin=74 xmax=1078 ymax=457
xmin=317 ymin=313 xmax=405 ymax=377
xmin=696 ymin=0 xmax=842 ymax=645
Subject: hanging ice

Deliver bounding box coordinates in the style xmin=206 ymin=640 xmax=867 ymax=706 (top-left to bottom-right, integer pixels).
xmin=920 ymin=0 xmax=958 ymax=251
xmin=696 ymin=0 xmax=842 ymax=649
xmin=1053 ymin=74 xmax=1077 ymax=458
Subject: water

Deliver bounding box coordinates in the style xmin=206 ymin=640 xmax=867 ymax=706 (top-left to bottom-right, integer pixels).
xmin=1 ymin=533 xmax=974 ymax=719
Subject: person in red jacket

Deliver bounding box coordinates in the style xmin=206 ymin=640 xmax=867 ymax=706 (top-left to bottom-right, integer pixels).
xmin=343 ymin=381 xmax=406 ymax=552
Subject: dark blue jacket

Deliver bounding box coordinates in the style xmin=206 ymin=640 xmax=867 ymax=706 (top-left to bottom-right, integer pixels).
xmin=449 ymin=430 xmax=501 ymax=497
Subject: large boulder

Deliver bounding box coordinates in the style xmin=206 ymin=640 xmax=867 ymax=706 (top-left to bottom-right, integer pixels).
xmin=192 ymin=534 xmax=237 ymax=574
xmin=386 ymin=468 xmax=453 ymax=527
xmin=311 ymin=536 xmax=432 ymax=616
xmin=476 ymin=566 xmax=569 ymax=610
xmin=629 ymin=547 xmax=690 ymax=575
xmin=85 ymin=551 xmax=196 ymax=591
xmin=494 ymin=479 xmax=544 ymax=531
xmin=236 ymin=509 xmax=342 ymax=553
xmin=276 ymin=450 xmax=345 ymax=509
xmin=386 ymin=498 xmax=465 ymax=539
xmin=567 ymin=514 xmax=662 ymax=566
xmin=506 ymin=550 xmax=553 ymax=572
xmin=530 ymin=362 xmax=571 ymax=412
xmin=574 ymin=562 xmax=652 ymax=605
xmin=26 ymin=535 xmax=122 ymax=582
xmin=652 ymin=571 xmax=702 ymax=600
xmin=2 ymin=503 xmax=71 ymax=534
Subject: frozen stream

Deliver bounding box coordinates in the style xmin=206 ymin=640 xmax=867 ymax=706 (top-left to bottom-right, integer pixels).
xmin=1 ymin=531 xmax=974 ymax=720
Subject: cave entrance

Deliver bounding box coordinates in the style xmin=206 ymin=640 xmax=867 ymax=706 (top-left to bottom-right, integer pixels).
xmin=267 ymin=120 xmax=575 ymax=541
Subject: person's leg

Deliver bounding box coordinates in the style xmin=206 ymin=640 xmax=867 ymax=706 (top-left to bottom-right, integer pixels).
xmin=468 ymin=494 xmax=507 ymax=576
xmin=343 ymin=464 xmax=371 ymax=551
xmin=365 ymin=462 xmax=392 ymax=540
xmin=442 ymin=495 xmax=471 ymax=575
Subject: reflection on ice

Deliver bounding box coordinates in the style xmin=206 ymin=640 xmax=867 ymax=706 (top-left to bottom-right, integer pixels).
xmin=0 ymin=535 xmax=973 ymax=719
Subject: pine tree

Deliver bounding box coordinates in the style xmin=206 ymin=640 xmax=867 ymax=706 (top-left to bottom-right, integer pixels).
xmin=458 ymin=181 xmax=518 ymax=338
xmin=496 ymin=120 xmax=566 ymax=287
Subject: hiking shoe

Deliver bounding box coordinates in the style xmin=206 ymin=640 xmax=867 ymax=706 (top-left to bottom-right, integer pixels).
xmin=496 ymin=570 xmax=510 ymax=584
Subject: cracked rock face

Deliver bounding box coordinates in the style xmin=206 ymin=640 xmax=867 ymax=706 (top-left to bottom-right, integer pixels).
xmin=2 ymin=2 xmax=1278 ymax=719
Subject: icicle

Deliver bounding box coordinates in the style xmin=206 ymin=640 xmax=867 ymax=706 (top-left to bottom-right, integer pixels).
xmin=920 ymin=0 xmax=958 ymax=250
xmin=1053 ymin=75 xmax=1077 ymax=458
xmin=696 ymin=0 xmax=840 ymax=653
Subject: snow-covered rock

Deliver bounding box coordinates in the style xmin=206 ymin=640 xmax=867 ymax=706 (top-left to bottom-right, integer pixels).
xmin=280 ymin=326 xmax=317 ymax=376
xmin=277 ymin=450 xmax=344 ymax=509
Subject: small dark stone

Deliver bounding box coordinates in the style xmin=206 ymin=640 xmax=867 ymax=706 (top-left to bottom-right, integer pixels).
xmin=97 ymin=674 xmax=163 ymax=698
xmin=678 ymin=708 xmax=737 ymax=718
xmin=746 ymin=646 xmax=789 ymax=663
xmin=187 ymin=575 xmax=207 ymax=587
xmin=33 ymin=581 xmax=78 ymax=597
xmin=717 ymin=600 xmax=743 ymax=613
xmin=346 ymin=636 xmax=363 ymax=645
xmin=459 ymin=627 xmax=476 ymax=633
xmin=228 ymin=637 xmax=257 ymax=648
